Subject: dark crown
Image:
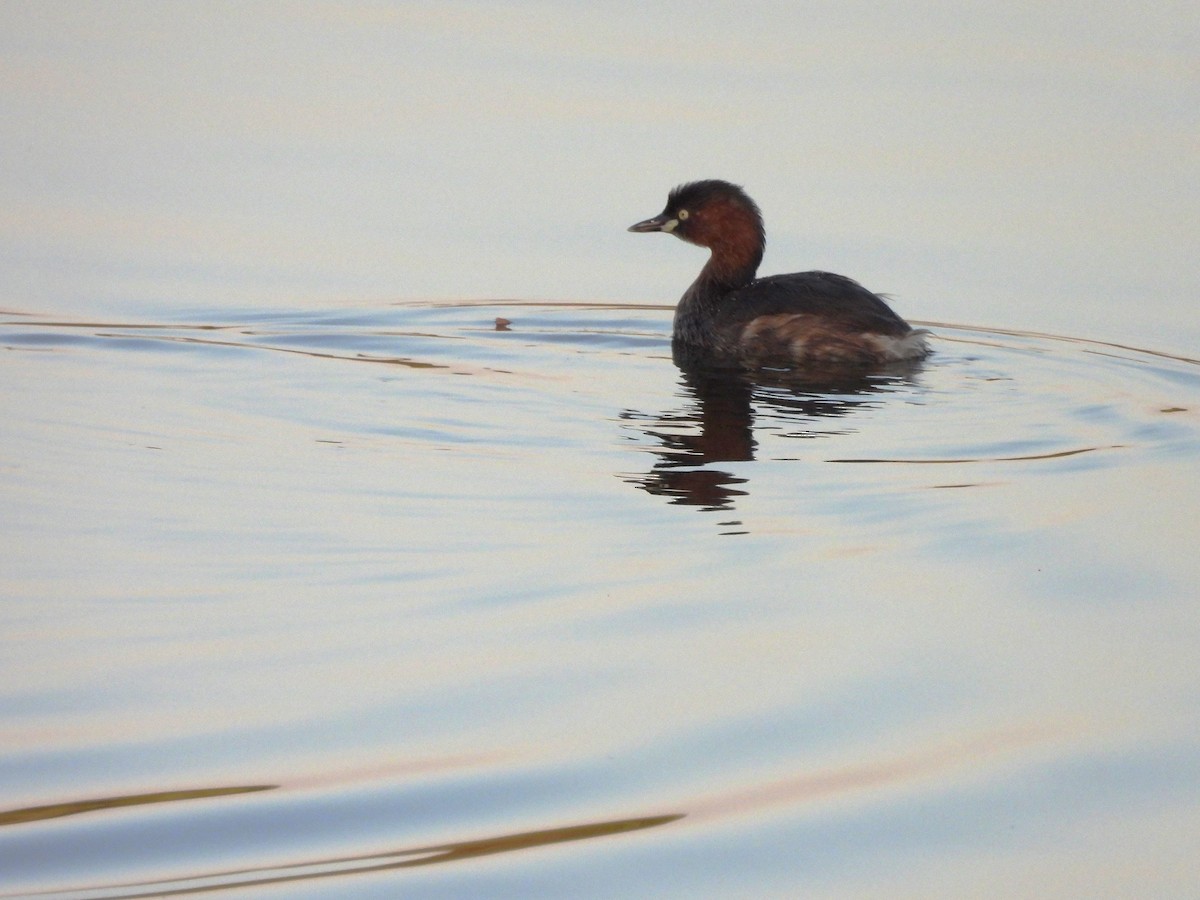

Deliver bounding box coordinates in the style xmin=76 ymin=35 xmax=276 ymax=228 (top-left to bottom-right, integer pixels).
xmin=666 ymin=180 xmax=759 ymax=219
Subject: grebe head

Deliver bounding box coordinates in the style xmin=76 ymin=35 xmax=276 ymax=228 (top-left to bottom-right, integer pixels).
xmin=628 ymin=180 xmax=764 ymax=250
xmin=629 ymin=179 xmax=766 ymax=286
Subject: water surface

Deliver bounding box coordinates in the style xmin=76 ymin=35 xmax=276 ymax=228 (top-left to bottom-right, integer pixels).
xmin=2 ymin=302 xmax=1199 ymax=897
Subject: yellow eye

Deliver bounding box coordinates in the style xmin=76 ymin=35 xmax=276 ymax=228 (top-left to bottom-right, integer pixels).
xmin=678 ymin=209 xmax=689 ymax=220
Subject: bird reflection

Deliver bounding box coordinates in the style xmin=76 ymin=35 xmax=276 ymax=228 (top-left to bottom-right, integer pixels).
xmin=621 ymin=347 xmax=924 ymax=513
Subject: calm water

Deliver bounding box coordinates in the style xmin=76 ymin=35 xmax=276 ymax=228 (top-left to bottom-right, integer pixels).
xmin=3 ymin=2 xmax=1199 ymax=897
xmin=2 ymin=302 xmax=1199 ymax=898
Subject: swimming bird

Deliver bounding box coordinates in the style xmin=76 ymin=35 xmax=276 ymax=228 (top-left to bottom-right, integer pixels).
xmin=629 ymin=180 xmax=930 ymax=369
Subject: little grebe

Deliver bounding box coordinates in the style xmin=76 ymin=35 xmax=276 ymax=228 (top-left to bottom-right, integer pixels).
xmin=629 ymin=180 xmax=930 ymax=369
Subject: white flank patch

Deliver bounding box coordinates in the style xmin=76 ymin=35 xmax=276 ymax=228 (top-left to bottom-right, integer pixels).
xmin=865 ymin=329 xmax=932 ymax=361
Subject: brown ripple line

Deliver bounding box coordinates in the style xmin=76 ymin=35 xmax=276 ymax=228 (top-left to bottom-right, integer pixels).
xmin=0 ymin=321 xmax=452 ymax=368
xmin=0 ymin=786 xmax=275 ymax=827
xmin=161 ymin=334 xmax=456 ymax=370
xmin=7 ymin=722 xmax=1058 ymax=898
xmin=13 ymin=814 xmax=683 ymax=899
xmin=0 ymin=323 xmax=564 ymax=379
xmin=0 ymin=321 xmax=239 ymax=330
xmin=416 ymin=299 xmax=676 ymax=312
xmin=914 ymin=320 xmax=1200 ymax=366
xmin=5 ymin=309 xmax=1198 ymax=366
xmin=66 ymin=328 xmax=470 ymax=373
xmin=420 ymin=307 xmax=1200 ymax=366
xmin=827 ymin=444 xmax=1126 ymax=464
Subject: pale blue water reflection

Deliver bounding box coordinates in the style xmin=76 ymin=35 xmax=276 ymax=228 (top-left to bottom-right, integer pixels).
xmin=2 ymin=303 xmax=1199 ymax=897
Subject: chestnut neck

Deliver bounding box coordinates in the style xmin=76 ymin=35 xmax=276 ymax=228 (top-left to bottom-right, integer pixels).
xmin=690 ymin=199 xmax=764 ymax=292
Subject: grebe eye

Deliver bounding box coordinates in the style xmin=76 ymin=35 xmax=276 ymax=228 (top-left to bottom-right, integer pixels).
xmin=678 ymin=209 xmax=689 ymax=220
